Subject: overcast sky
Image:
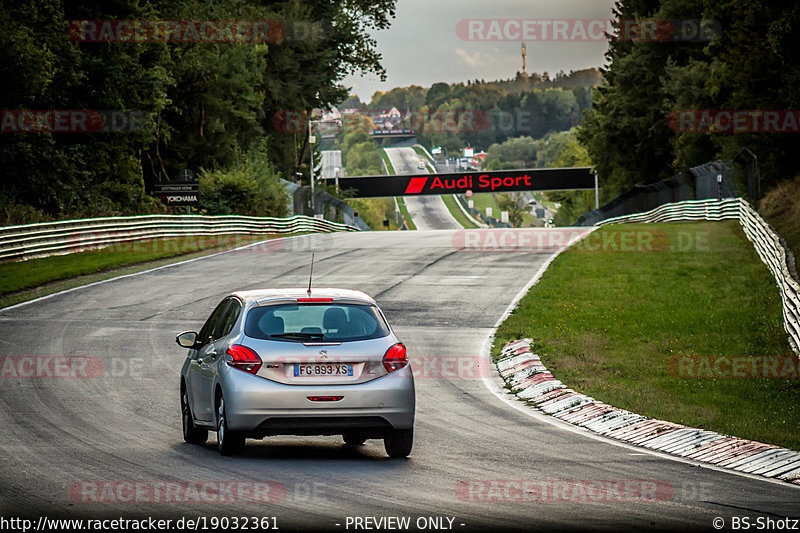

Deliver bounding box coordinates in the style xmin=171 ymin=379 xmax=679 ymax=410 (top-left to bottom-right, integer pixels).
xmin=342 ymin=0 xmax=618 ymax=102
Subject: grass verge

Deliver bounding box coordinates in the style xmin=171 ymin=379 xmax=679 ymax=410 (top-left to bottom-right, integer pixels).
xmin=471 ymin=193 xmax=538 ymax=227
xmin=441 ymin=195 xmax=478 ymax=229
xmin=412 ymin=145 xmax=434 ymax=164
xmin=379 ymin=149 xmax=396 ymax=175
xmin=0 ymin=234 xmax=277 ymax=308
xmin=396 ymin=198 xmax=417 ymax=230
xmin=470 ymin=192 xmax=500 ymax=219
xmin=492 ymin=221 xmax=799 ymax=450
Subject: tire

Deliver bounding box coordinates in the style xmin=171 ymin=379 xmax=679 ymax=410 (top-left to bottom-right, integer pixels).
xmin=216 ymin=395 xmax=245 ymax=456
xmin=343 ymin=432 xmax=367 ymax=446
xmin=384 ymin=428 xmax=413 ymax=458
xmin=182 ymin=389 xmax=207 ymax=445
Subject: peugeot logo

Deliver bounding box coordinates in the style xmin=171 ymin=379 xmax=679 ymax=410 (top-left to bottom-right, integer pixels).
xmin=319 ymin=350 xmax=328 ymax=359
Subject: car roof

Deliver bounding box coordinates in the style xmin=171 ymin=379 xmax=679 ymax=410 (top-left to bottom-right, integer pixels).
xmin=232 ymin=288 xmax=377 ymax=305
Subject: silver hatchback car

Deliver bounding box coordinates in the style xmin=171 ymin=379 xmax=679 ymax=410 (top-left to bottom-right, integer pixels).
xmin=177 ymin=288 xmax=415 ymax=457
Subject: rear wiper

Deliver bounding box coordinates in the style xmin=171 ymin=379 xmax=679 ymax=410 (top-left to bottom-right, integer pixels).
xmin=271 ymin=332 xmax=325 ymax=340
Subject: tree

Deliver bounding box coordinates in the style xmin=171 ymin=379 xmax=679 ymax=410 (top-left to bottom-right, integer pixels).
xmin=695 ymin=0 xmax=800 ymax=190
xmin=579 ymin=0 xmax=800 ymax=198
xmin=425 ymin=82 xmax=452 ymax=109
xmin=497 ymin=193 xmax=527 ymax=227
xmin=198 ymin=143 xmax=288 ymax=217
xmin=578 ymin=0 xmax=703 ymax=198
xmin=342 ymin=142 xmax=381 ymax=176
xmin=258 ymin=0 xmax=397 ymax=181
xmin=483 ymin=137 xmax=538 ymax=170
xmin=0 ymin=0 xmax=398 ymax=222
xmin=369 ymin=85 xmax=426 ymax=112
xmin=0 ymin=0 xmax=170 ymax=218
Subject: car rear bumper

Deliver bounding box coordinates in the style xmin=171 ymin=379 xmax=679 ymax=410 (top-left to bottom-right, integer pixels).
xmin=222 ymin=368 xmax=415 ymax=435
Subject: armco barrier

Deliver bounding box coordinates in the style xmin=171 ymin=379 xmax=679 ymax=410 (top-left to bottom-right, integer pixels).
xmin=574 ymin=160 xmax=736 ymax=226
xmin=596 ymin=198 xmax=799 ymax=356
xmin=0 ymin=214 xmax=360 ymax=262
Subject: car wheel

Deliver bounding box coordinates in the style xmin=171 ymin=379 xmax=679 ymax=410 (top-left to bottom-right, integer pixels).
xmin=343 ymin=432 xmax=367 ymax=446
xmin=181 ymin=389 xmax=207 ymax=444
xmin=216 ymin=395 xmax=244 ymax=456
xmin=384 ymin=428 xmax=413 ymax=458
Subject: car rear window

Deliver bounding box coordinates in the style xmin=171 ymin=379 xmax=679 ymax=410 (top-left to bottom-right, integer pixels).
xmin=244 ymin=303 xmax=391 ymax=342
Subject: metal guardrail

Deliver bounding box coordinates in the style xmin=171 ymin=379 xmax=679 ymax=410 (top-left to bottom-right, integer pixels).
xmin=0 ymin=214 xmax=360 ymax=262
xmin=596 ymin=198 xmax=800 ymax=356
xmin=575 ymin=160 xmax=735 ymax=226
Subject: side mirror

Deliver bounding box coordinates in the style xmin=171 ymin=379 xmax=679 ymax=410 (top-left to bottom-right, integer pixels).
xmin=176 ymin=331 xmax=198 ymax=349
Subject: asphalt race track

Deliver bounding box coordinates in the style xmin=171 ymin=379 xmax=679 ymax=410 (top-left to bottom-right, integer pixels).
xmin=384 ymin=147 xmax=462 ymax=231
xmin=0 ymin=230 xmax=798 ymax=532
xmin=321 ymin=150 xmax=343 ymax=181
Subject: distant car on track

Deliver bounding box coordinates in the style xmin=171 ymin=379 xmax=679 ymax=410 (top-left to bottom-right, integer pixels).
xmin=177 ymin=288 xmax=415 ymax=457
xmin=417 ymin=161 xmax=426 ymax=170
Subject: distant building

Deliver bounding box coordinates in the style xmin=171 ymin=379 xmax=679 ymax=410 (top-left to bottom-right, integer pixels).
xmin=321 ymin=107 xmax=341 ymax=123
xmin=370 ymin=107 xmax=403 ymax=130
xmin=315 ymin=107 xmax=342 ymax=136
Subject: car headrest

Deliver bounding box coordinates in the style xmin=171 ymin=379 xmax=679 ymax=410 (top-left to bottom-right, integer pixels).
xmin=258 ymin=314 xmax=284 ymax=336
xmin=322 ymin=307 xmax=349 ymax=331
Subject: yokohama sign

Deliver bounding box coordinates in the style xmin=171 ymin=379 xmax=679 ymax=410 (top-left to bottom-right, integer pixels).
xmin=323 ymin=168 xmax=594 ymax=198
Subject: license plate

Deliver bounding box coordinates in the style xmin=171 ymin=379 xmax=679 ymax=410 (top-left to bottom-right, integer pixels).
xmin=294 ymin=364 xmax=353 ymax=377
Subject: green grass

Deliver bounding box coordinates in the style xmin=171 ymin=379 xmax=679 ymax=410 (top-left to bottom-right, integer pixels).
xmin=0 ymin=234 xmax=274 ymax=308
xmin=396 ymin=197 xmax=417 ymax=230
xmin=441 ymin=195 xmax=478 ymax=229
xmin=534 ymin=191 xmax=559 ymax=212
xmin=379 ymin=149 xmax=396 ymax=175
xmin=413 ymin=145 xmax=440 ymax=173
xmin=470 ymin=193 xmax=501 ymax=219
xmin=412 ymin=145 xmax=430 ymax=162
xmin=470 ymin=193 xmax=538 ymax=227
xmin=492 ymin=221 xmax=800 ymax=450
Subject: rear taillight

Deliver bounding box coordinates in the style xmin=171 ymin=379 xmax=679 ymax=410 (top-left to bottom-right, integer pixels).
xmin=297 ymin=298 xmax=333 ymax=302
xmin=307 ymin=396 xmax=344 ymax=402
xmin=226 ymin=345 xmax=262 ymax=374
xmin=383 ymin=343 xmax=408 ymax=373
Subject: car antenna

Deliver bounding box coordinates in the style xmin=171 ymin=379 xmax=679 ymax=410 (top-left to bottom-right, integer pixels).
xmin=307 ymin=252 xmax=315 ymax=296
